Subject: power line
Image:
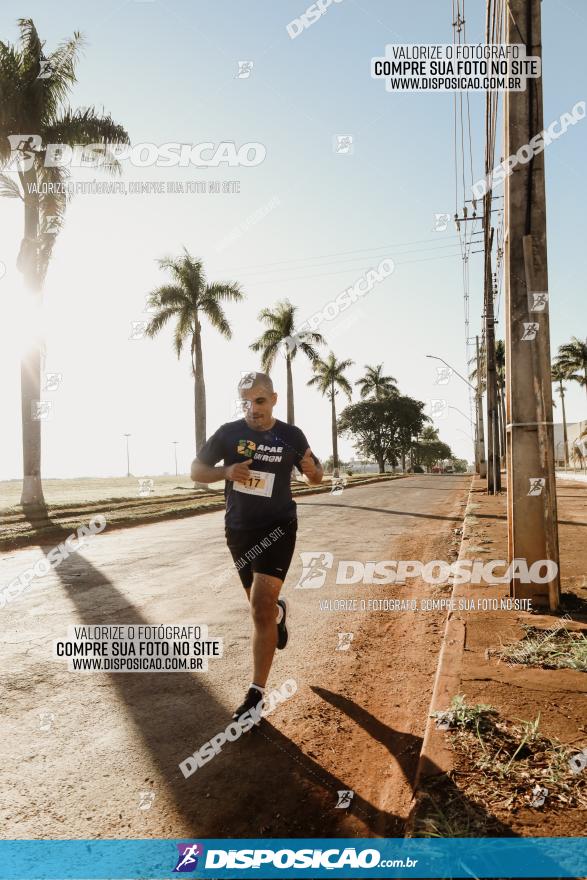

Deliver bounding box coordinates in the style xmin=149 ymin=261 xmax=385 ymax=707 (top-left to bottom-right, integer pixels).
xmin=219 ymin=232 xmax=481 ymax=273
xmin=233 ymin=239 xmax=481 ymax=278
xmin=238 ymin=249 xmax=477 ymax=285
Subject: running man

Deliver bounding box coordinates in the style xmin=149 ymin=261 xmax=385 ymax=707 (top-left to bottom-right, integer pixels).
xmin=191 ymin=371 xmax=323 ymax=725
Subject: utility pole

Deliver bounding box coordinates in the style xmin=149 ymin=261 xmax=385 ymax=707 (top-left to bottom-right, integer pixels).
xmin=172 ymin=441 xmax=179 ymax=477
xmin=476 ymin=335 xmax=487 ymax=479
xmin=504 ymin=0 xmax=560 ymax=609
xmin=484 ymin=228 xmax=501 ymax=493
xmin=483 ymin=0 xmax=503 ymax=494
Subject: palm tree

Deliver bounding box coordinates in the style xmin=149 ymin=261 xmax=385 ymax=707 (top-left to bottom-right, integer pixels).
xmin=554 ymin=336 xmax=587 ymax=401
xmin=250 ymin=299 xmax=324 ymax=424
xmin=0 ymin=19 xmax=129 ymax=507
xmin=355 ymin=364 xmax=398 ymax=401
xmin=469 ymin=352 xmax=487 ymax=393
xmin=145 ymin=250 xmax=244 ymax=452
xmin=552 ymin=362 xmax=569 ymax=467
xmin=307 ymin=352 xmax=353 ymax=471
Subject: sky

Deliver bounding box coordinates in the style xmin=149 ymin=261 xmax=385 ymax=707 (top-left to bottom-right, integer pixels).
xmin=0 ymin=0 xmax=586 ymax=479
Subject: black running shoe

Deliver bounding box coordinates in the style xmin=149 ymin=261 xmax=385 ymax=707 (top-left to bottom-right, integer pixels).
xmin=276 ymin=598 xmax=288 ymax=650
xmin=232 ymin=687 xmax=264 ymax=728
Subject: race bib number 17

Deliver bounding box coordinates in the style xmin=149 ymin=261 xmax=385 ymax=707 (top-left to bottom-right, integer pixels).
xmin=233 ymin=469 xmax=275 ymax=498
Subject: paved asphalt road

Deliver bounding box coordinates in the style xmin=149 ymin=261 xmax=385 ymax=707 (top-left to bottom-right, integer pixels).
xmin=0 ymin=474 xmax=471 ymax=838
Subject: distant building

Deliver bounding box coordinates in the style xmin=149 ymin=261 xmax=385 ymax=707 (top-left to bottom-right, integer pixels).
xmin=553 ymin=420 xmax=587 ymax=468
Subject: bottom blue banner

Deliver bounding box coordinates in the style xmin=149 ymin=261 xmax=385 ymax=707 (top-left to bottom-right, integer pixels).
xmin=0 ymin=837 xmax=586 ymax=878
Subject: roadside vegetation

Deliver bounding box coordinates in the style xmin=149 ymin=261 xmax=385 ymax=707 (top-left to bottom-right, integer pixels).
xmin=412 ymin=695 xmax=587 ymax=837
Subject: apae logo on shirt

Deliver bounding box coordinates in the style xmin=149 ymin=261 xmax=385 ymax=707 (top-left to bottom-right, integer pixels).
xmin=255 ymin=443 xmax=284 ymax=463
xmin=237 ymin=439 xmax=256 ymax=458
xmin=236 ymin=439 xmax=284 ymax=463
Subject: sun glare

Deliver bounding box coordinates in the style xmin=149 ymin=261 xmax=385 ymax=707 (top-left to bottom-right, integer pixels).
xmin=1 ymin=274 xmax=47 ymax=361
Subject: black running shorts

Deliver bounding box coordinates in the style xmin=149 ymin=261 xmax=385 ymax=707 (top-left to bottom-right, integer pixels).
xmin=225 ymin=518 xmax=298 ymax=589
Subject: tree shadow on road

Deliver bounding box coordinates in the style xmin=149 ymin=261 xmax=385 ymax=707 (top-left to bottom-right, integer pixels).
xmin=297 ymin=501 xmax=463 ymax=523
xmin=475 ymin=511 xmax=587 ymax=528
xmin=312 ymin=686 xmax=420 ymax=783
xmin=310 ymin=686 xmax=518 ymax=839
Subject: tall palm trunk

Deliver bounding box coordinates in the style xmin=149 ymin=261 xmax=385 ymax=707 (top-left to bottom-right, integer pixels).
xmin=330 ymin=380 xmax=338 ymax=471
xmin=192 ymin=321 xmax=206 ymax=453
xmin=558 ymin=380 xmax=569 ymax=467
xmin=286 ymin=354 xmax=295 ymax=424
xmin=19 ymin=169 xmax=46 ymax=509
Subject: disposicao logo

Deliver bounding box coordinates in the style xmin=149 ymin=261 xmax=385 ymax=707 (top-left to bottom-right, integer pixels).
xmin=173 ymin=843 xmax=204 ymax=872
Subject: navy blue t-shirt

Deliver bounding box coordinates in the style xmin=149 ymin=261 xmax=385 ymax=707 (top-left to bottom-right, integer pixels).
xmin=197 ymin=418 xmax=319 ymax=530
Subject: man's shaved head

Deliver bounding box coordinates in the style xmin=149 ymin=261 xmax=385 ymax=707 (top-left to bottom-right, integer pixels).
xmin=238 ymin=371 xmax=274 ymax=394
xmin=237 ymin=372 xmax=277 ymax=429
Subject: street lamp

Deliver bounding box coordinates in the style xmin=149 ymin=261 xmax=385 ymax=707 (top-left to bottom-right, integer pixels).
xmin=425 ymin=354 xmax=476 ymax=391
xmin=172 ymin=441 xmax=179 ymax=477
xmin=123 ymin=433 xmax=131 ymax=477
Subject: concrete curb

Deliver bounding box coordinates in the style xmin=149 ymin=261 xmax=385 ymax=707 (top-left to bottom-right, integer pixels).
xmin=404 ymin=478 xmax=475 ymax=836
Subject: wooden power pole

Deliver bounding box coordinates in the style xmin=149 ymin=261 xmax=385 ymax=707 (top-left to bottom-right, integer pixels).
xmin=504 ymin=0 xmax=560 ymax=609
xmin=483 ymin=0 xmax=501 ymax=495
xmin=476 ymin=335 xmax=487 ymax=479
xmin=485 ymin=227 xmax=501 ymax=493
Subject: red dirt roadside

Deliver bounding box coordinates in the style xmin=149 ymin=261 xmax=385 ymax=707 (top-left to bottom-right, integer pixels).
xmin=409 ymin=475 xmax=587 ymax=837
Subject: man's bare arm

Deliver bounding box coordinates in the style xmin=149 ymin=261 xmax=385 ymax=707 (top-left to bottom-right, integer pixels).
xmin=299 ymin=448 xmax=323 ymax=485
xmin=191 ymin=458 xmax=253 ymax=484
xmin=307 ymin=462 xmax=324 ymax=486
xmin=191 ymin=458 xmax=227 ymax=484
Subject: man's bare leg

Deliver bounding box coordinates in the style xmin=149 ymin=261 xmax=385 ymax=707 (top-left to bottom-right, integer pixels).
xmin=244 ymin=572 xmax=283 ymax=688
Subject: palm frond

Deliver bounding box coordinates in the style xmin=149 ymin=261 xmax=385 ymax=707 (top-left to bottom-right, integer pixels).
xmin=172 ymin=309 xmax=194 ymax=358
xmin=42 ymin=107 xmax=130 ymax=174
xmin=296 ymin=340 xmax=321 ymax=363
xmin=145 ymin=307 xmax=180 ymax=338
xmin=337 ymin=376 xmax=354 ymax=398
xmin=298 ymin=329 xmax=325 ymax=347
xmin=17 ymin=19 xmax=43 ymax=66
xmin=204 ymin=281 xmax=244 ymax=303
xmin=149 ymin=283 xmax=188 ymax=310
xmin=200 ymin=296 xmax=231 ymax=339
xmin=0 ymin=172 xmax=22 ymax=198
xmin=158 ymin=251 xmax=204 ymax=299
xmin=250 ymin=327 xmax=283 ymax=352
xmin=260 ymin=342 xmax=280 ymax=374
xmin=307 ymin=352 xmax=354 ymax=399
